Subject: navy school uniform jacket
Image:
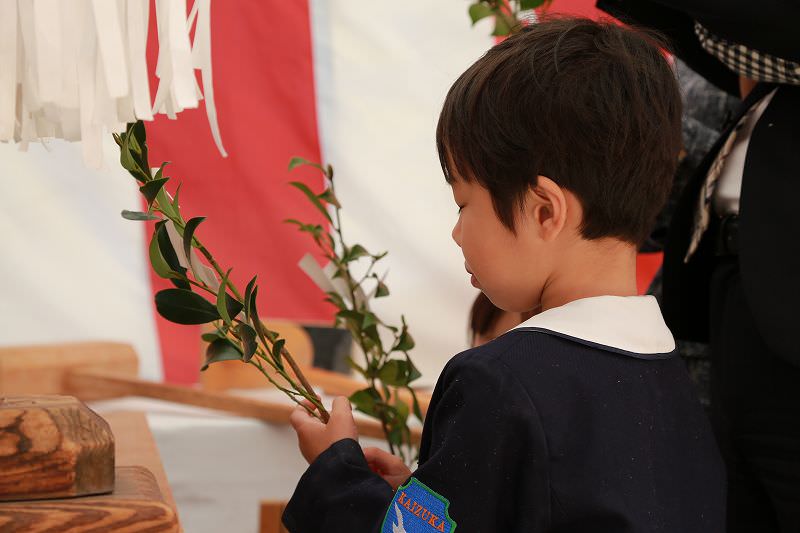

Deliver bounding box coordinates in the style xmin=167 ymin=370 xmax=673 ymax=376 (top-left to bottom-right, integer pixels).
xmin=283 ymin=295 xmax=726 ymax=532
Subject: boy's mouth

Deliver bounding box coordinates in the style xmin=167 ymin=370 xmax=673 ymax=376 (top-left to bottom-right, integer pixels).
xmin=465 ymin=264 xmax=480 ymax=288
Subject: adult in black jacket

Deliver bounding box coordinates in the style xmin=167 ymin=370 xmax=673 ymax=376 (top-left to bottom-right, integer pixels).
xmin=597 ymin=1 xmax=800 ymax=531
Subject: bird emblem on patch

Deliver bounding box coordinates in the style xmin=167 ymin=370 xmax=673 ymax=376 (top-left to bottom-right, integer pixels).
xmin=380 ymin=477 xmax=457 ymax=533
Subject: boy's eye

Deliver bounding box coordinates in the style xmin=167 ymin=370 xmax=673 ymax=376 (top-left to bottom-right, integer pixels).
xmin=457 ymin=206 xmax=464 ymax=214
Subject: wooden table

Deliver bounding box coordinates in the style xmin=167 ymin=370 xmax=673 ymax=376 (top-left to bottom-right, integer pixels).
xmin=103 ymin=411 xmax=182 ymax=532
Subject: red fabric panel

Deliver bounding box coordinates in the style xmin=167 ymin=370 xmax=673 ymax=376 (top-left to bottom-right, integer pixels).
xmin=143 ymin=0 xmax=331 ymax=384
xmin=547 ymin=0 xmax=605 ymax=19
xmin=636 ymin=252 xmax=663 ymax=295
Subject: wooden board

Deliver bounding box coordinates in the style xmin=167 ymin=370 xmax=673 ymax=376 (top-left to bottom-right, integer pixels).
xmin=0 ymin=466 xmax=178 ymax=532
xmin=0 ymin=342 xmax=139 ymax=401
xmin=102 ymin=412 xmax=179 ymax=524
xmin=0 ymin=396 xmax=114 ymax=501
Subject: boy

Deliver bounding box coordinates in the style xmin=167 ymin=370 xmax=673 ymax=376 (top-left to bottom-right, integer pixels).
xmin=283 ymin=17 xmax=725 ymax=532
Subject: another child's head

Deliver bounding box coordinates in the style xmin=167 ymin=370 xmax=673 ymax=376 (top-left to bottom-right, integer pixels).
xmin=438 ymin=17 xmax=681 ymax=313
xmin=469 ymin=292 xmax=536 ymax=347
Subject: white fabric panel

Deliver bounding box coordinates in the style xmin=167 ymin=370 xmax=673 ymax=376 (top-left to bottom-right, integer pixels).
xmin=0 ymin=136 xmax=163 ymax=380
xmin=310 ymin=1 xmax=494 ymax=385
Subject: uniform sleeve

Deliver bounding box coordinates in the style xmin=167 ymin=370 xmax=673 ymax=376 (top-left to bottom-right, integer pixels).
xmin=282 ymin=351 xmax=550 ymax=533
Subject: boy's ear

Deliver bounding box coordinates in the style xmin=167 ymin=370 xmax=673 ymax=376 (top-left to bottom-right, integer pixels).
xmin=526 ymin=176 xmax=568 ymax=241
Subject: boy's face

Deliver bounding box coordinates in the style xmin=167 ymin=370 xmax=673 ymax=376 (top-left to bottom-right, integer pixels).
xmin=450 ymin=177 xmax=554 ymax=314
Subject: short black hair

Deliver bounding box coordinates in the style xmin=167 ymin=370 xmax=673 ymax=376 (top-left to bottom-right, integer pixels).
xmin=437 ymin=16 xmax=682 ymax=245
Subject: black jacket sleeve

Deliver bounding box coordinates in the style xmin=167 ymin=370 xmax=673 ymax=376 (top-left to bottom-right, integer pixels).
xmin=282 ymin=349 xmax=550 ymax=533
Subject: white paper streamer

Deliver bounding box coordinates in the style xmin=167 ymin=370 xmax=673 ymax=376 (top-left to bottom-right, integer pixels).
xmin=0 ymin=0 xmax=18 ymax=140
xmin=0 ymin=0 xmax=226 ymax=165
xmin=298 ymin=253 xmax=371 ymax=310
xmin=165 ymin=219 xmax=221 ymax=292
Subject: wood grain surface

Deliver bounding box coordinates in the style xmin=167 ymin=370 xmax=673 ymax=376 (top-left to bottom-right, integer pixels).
xmin=0 ymin=396 xmax=114 ymax=501
xmin=0 ymin=466 xmax=178 ymax=532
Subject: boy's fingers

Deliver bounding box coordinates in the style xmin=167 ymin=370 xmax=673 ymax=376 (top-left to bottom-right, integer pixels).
xmin=363 ymin=447 xmax=386 ymax=461
xmin=300 ymin=399 xmax=316 ymax=410
xmin=331 ymin=396 xmax=352 ymax=416
xmin=363 ymin=447 xmax=402 ymax=470
xmin=289 ymin=404 xmax=318 ymax=430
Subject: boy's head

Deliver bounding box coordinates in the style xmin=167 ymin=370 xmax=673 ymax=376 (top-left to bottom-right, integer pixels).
xmin=438 ymin=17 xmax=682 ymax=313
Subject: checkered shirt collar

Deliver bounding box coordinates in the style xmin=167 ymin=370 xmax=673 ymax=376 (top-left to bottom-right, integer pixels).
xmin=694 ymin=22 xmax=800 ymax=85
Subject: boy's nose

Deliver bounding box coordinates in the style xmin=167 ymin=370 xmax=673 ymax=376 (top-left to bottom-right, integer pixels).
xmin=451 ymin=219 xmax=462 ymax=247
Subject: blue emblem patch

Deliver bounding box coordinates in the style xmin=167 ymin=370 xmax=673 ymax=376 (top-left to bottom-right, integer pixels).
xmin=380 ymin=477 xmax=457 ymax=533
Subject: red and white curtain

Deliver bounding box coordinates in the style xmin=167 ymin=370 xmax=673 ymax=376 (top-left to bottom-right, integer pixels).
xmin=0 ymin=0 xmax=609 ymax=384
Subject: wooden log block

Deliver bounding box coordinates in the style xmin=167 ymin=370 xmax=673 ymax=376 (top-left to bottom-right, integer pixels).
xmin=0 ymin=466 xmax=179 ymax=532
xmin=0 ymin=396 xmax=114 ymax=501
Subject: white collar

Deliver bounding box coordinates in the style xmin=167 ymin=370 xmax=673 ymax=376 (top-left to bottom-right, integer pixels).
xmin=511 ymin=295 xmax=676 ymax=357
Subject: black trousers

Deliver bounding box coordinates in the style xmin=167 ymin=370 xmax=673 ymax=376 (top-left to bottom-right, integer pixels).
xmin=710 ymin=258 xmax=800 ymax=533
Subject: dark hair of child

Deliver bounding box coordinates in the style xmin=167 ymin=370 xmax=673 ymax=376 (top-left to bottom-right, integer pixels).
xmin=437 ymin=17 xmax=682 ymax=246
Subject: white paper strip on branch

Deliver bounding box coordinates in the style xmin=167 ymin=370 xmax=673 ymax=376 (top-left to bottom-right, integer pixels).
xmin=297 ymin=253 xmax=371 ymax=310
xmin=0 ymin=0 xmax=225 ymax=167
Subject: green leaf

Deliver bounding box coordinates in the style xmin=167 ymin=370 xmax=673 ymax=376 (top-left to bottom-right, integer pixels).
xmin=119 ymin=141 xmax=139 ymax=174
xmin=148 ymin=224 xmax=173 ymax=279
xmin=121 ymin=210 xmax=159 ymax=221
xmin=182 ymin=217 xmax=206 ymax=261
xmin=324 ymin=291 xmax=347 ymax=311
xmin=492 ymin=16 xmax=513 ymax=36
xmin=216 ymin=271 xmax=244 ymax=326
xmin=409 ymin=388 xmax=424 ymax=421
xmin=349 ymin=387 xmax=381 ymax=417
xmin=120 ymin=123 xmax=151 ymax=182
xmin=139 ymin=178 xmax=170 ymax=206
xmin=361 ymin=311 xmax=378 ymax=330
xmin=288 ymin=181 xmax=332 ymax=223
xmin=249 ymin=287 xmax=270 ymax=346
xmin=157 ymin=223 xmax=184 ymax=274
xmin=155 ymin=288 xmax=219 ymax=324
xmin=375 ymin=279 xmax=390 ymax=298
xmin=236 ymin=323 xmax=258 ymax=362
xmin=406 ymin=355 xmax=422 ymax=383
xmin=345 ymin=357 xmax=368 ymax=379
xmin=520 ymin=0 xmax=544 ymax=9
xmin=201 ymin=332 xmax=222 ymax=342
xmin=337 ymin=309 xmax=364 ymax=332
xmin=243 ymin=276 xmax=257 ymax=320
xmin=288 ymin=157 xmax=326 ymax=173
xmin=393 ymin=398 xmax=410 ymax=424
xmin=202 ymin=338 xmax=243 ymax=371
xmin=318 ymin=188 xmax=341 ymax=208
xmin=468 ymin=2 xmax=493 ymax=24
xmin=271 ymin=338 xmax=285 ymax=365
xmin=131 ymin=121 xmax=147 ymax=151
xmin=394 ymin=327 xmax=415 ymax=352
xmin=217 ymin=270 xmax=234 ymax=325
xmin=153 ymin=162 xmax=169 ymax=181
xmin=387 ymin=424 xmax=404 ymax=448
xmin=342 ymin=244 xmax=369 ymax=263
xmin=378 ymin=359 xmax=413 ymax=387
xmin=171 ymin=182 xmax=181 ymax=213
xmin=363 ymin=324 xmax=382 ymax=350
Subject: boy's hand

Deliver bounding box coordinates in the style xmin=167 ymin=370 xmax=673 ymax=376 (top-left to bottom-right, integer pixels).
xmin=289 ymin=396 xmax=358 ymax=464
xmin=363 ymin=447 xmax=412 ymax=490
